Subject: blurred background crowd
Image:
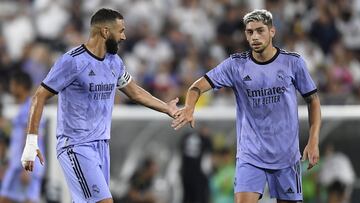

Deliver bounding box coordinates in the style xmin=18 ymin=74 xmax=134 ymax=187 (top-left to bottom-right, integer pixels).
xmin=0 ymin=0 xmax=360 ymax=106
xmin=0 ymin=0 xmax=359 ymax=202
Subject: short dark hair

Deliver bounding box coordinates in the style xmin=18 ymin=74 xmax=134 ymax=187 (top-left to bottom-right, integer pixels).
xmin=11 ymin=71 xmax=32 ymax=91
xmin=90 ymin=8 xmax=123 ymax=26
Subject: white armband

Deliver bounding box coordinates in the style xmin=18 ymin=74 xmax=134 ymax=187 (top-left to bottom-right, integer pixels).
xmin=117 ymin=71 xmax=132 ymax=89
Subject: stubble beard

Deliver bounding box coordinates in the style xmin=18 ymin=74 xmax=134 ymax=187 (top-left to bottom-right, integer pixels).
xmin=252 ymin=36 xmax=271 ymax=54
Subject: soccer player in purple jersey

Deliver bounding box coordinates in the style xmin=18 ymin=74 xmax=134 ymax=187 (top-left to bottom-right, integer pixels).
xmin=172 ymin=9 xmax=321 ymax=203
xmin=0 ymin=72 xmax=45 ymax=203
xmin=20 ymin=8 xmax=178 ymax=203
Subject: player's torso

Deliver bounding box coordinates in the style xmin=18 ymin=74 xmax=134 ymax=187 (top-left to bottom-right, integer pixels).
xmin=68 ymin=57 xmax=119 ymax=102
xmin=231 ymin=52 xmax=303 ymax=168
xmin=56 ymin=53 xmax=122 ymax=141
xmin=233 ymin=56 xmax=296 ymax=111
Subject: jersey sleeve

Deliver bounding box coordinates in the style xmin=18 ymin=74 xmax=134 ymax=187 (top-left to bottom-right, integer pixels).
xmin=115 ymin=56 xmax=132 ymax=89
xmin=41 ymin=54 xmax=79 ymax=94
xmin=294 ymin=57 xmax=317 ymax=97
xmin=205 ymin=57 xmax=234 ymax=90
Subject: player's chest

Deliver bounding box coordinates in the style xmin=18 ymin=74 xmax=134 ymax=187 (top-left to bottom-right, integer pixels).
xmin=236 ymin=65 xmax=295 ymax=90
xmin=73 ymin=62 xmax=119 ymax=92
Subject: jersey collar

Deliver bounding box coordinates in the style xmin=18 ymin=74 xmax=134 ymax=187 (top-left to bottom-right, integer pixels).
xmin=250 ymin=47 xmax=280 ymax=65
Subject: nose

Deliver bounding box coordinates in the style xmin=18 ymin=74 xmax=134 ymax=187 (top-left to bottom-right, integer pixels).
xmin=121 ymin=33 xmax=126 ymax=40
xmin=252 ymin=33 xmax=259 ymax=41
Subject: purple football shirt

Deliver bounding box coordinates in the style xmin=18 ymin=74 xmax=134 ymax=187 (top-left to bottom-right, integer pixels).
xmin=42 ymin=45 xmax=131 ymax=155
xmin=206 ymin=48 xmax=317 ymax=169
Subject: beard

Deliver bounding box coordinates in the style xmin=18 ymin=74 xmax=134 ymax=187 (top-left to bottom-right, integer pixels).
xmin=253 ymin=45 xmax=265 ymax=53
xmin=252 ymin=36 xmax=271 ymax=53
xmin=105 ymin=36 xmax=119 ymax=55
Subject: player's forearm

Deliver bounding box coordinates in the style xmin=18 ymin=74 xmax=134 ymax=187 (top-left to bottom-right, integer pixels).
xmin=130 ymin=86 xmax=169 ymax=114
xmin=27 ymin=87 xmax=52 ymax=134
xmin=184 ymin=77 xmax=212 ymax=110
xmin=27 ymin=96 xmax=46 ymax=135
xmin=184 ymin=87 xmax=201 ymax=111
xmin=306 ymin=94 xmax=321 ymax=145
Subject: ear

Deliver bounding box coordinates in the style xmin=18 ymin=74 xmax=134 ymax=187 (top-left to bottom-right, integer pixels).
xmin=270 ymin=26 xmax=276 ymax=38
xmin=100 ymin=27 xmax=110 ymax=39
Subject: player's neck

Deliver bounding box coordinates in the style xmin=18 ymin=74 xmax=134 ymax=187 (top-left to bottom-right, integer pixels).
xmin=84 ymin=37 xmax=107 ymax=59
xmin=252 ymin=46 xmax=277 ymax=63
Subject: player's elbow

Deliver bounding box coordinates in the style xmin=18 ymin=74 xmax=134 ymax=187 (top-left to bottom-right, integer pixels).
xmin=32 ymin=87 xmax=52 ymax=105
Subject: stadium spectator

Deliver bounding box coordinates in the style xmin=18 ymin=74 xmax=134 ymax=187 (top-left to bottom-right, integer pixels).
xmin=0 ymin=1 xmax=360 ymax=104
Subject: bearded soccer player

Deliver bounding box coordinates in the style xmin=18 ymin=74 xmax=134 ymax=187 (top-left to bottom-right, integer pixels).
xmin=172 ymin=9 xmax=321 ymax=203
xmin=20 ymin=8 xmax=178 ymax=203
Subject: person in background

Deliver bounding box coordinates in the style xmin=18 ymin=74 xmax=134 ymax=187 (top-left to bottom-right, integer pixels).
xmin=210 ymin=147 xmax=235 ymax=203
xmin=0 ymin=72 xmax=46 ymax=203
xmin=319 ymin=144 xmax=356 ymax=203
xmin=0 ymin=102 xmax=9 ymax=188
xmin=125 ymin=157 xmax=159 ymax=203
xmin=180 ymin=127 xmax=212 ymax=203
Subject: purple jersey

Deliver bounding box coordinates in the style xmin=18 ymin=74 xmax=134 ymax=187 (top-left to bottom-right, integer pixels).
xmin=42 ymin=45 xmax=131 ymax=155
xmin=205 ymin=48 xmax=317 ymax=169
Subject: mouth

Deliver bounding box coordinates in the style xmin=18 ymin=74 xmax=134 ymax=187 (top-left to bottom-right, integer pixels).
xmin=252 ymin=42 xmax=262 ymax=47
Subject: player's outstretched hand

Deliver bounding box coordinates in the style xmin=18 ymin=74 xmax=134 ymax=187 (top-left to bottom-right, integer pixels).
xmin=21 ymin=134 xmax=45 ymax=172
xmin=301 ymin=143 xmax=319 ymax=170
xmin=166 ymin=97 xmax=179 ymax=118
xmin=171 ymin=106 xmax=195 ymax=130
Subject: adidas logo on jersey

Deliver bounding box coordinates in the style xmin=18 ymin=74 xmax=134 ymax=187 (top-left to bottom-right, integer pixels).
xmin=243 ymin=75 xmax=252 ymax=81
xmin=89 ymin=70 xmax=96 ymax=76
xmin=286 ymin=187 xmax=294 ymax=194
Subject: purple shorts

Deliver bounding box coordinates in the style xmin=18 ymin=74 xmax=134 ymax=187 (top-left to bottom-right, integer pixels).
xmin=58 ymin=140 xmax=111 ymax=202
xmin=234 ymin=158 xmax=302 ymax=201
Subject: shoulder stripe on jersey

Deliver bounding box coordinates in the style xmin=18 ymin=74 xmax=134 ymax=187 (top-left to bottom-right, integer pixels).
xmin=302 ymin=89 xmax=317 ymax=98
xmin=70 ymin=46 xmax=84 ymax=54
xmin=41 ymin=82 xmax=58 ymax=94
xmin=70 ymin=47 xmax=85 ymax=56
xmin=279 ymin=50 xmax=300 ymax=58
xmin=280 ymin=52 xmax=300 ymax=58
xmin=231 ymin=51 xmax=250 ymax=59
xmin=71 ymin=50 xmax=85 ymax=57
xmin=67 ymin=148 xmax=92 ymax=199
xmin=204 ymin=74 xmax=215 ymax=88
